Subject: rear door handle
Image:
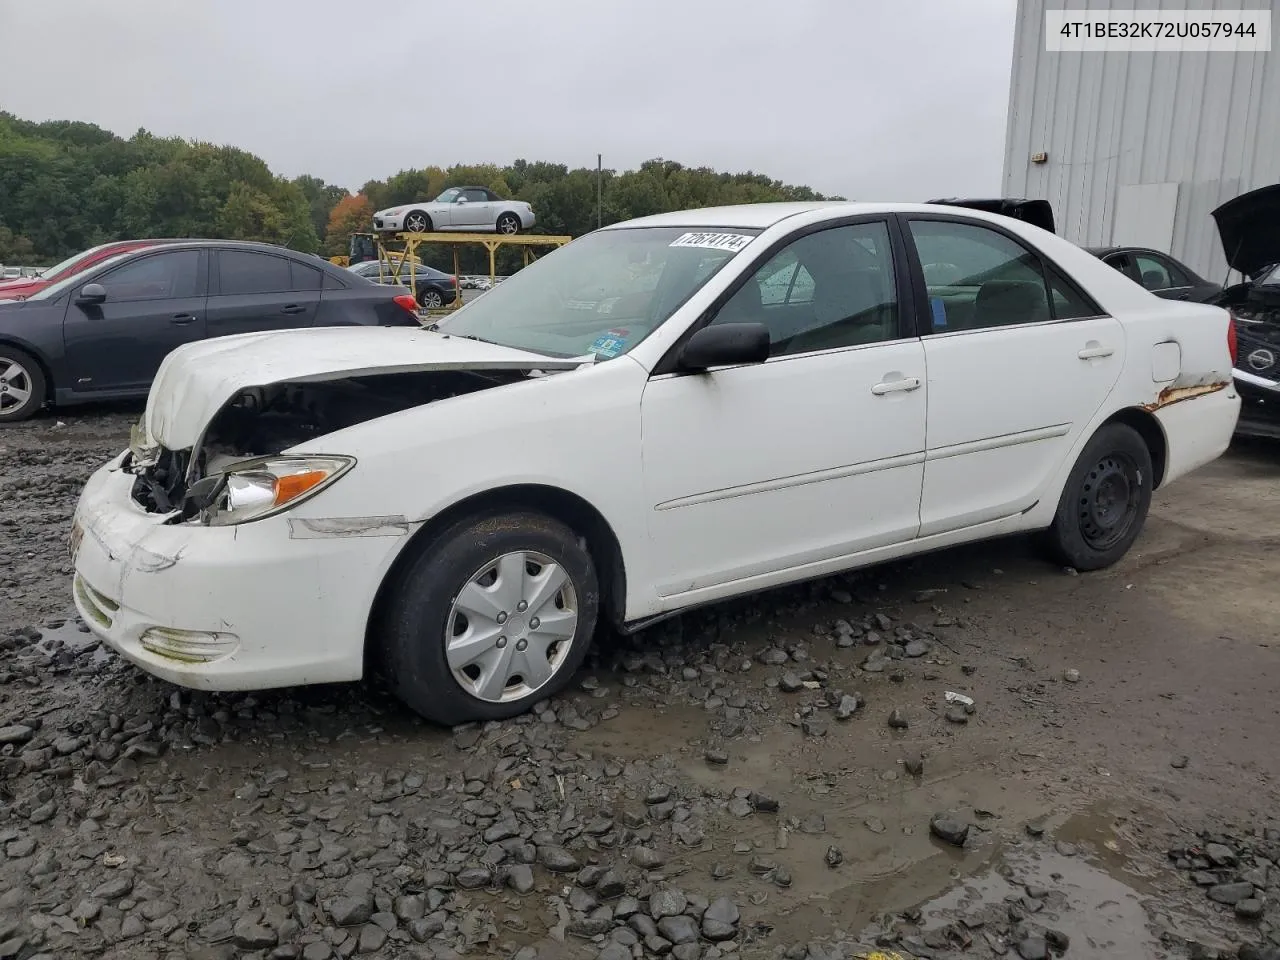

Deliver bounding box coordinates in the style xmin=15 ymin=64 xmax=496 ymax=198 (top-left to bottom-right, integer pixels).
xmin=281 ymin=304 xmax=307 ymax=315
xmin=1078 ymin=344 xmax=1114 ymax=360
xmin=170 ymin=314 xmax=197 ymax=325
xmin=871 ymin=377 xmax=922 ymax=396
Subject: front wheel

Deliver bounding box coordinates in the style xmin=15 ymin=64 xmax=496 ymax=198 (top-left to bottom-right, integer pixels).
xmin=378 ymin=511 xmax=599 ymax=725
xmin=496 ymin=213 xmax=521 ymax=235
xmin=404 ymin=210 xmax=432 ymax=233
xmin=1045 ymin=422 xmax=1153 ymax=571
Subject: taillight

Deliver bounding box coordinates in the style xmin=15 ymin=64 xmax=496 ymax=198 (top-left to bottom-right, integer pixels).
xmin=1227 ymin=310 xmax=1238 ymax=366
xmin=393 ymin=294 xmax=419 ymax=315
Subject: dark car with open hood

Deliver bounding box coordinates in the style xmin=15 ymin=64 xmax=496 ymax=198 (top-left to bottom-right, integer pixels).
xmin=1212 ymin=183 xmax=1280 ymax=439
xmin=0 ymin=240 xmax=423 ymax=423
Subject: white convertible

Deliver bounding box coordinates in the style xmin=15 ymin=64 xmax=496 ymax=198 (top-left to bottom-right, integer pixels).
xmin=373 ymin=187 xmax=536 ymax=235
xmin=70 ymin=202 xmax=1241 ymax=724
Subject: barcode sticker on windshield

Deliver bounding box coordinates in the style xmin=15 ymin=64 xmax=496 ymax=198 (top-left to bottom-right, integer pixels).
xmin=669 ymin=232 xmax=754 ymax=253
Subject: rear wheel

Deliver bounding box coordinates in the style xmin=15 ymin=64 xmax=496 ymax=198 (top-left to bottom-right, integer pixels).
xmin=496 ymin=212 xmax=521 ymax=235
xmin=379 ymin=511 xmax=599 ymax=725
xmin=1045 ymin=422 xmax=1153 ymax=570
xmin=0 ymin=348 xmax=46 ymax=423
xmin=418 ymin=286 xmax=444 ymax=309
xmin=404 ymin=210 xmax=432 ymax=233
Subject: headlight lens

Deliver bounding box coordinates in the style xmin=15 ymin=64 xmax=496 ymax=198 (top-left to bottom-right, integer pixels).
xmin=204 ymin=456 xmax=354 ymax=526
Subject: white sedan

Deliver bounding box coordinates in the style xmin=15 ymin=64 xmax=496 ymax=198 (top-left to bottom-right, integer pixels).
xmin=373 ymin=187 xmax=536 ymax=235
xmin=70 ymin=202 xmax=1240 ymax=725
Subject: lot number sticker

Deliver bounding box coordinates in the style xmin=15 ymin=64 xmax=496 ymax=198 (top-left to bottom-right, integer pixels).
xmin=669 ymin=232 xmax=755 ymax=253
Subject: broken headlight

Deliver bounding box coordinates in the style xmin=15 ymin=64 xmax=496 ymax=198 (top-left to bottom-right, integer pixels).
xmin=198 ymin=455 xmax=355 ymax=526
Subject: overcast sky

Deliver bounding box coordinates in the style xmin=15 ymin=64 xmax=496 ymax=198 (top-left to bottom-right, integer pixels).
xmin=0 ymin=0 xmax=1018 ymax=200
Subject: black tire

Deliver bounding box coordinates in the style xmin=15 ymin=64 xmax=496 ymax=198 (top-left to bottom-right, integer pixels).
xmin=417 ymin=285 xmax=445 ymax=309
xmin=0 ymin=347 xmax=47 ymax=424
xmin=379 ymin=510 xmax=600 ymax=725
xmin=1045 ymin=422 xmax=1153 ymax=571
xmin=496 ymin=212 xmax=521 ymax=235
xmin=404 ymin=209 xmax=432 ymax=233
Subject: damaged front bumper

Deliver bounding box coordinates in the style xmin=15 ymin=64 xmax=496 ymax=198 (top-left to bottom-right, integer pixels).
xmin=70 ymin=452 xmax=412 ymax=691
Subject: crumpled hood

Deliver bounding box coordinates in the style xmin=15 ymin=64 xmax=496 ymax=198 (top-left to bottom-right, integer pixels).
xmin=139 ymin=326 xmax=583 ymax=451
xmin=1212 ymin=183 xmax=1280 ymax=278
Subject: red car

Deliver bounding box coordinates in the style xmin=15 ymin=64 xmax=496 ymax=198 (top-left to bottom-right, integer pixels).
xmin=0 ymin=239 xmax=185 ymax=300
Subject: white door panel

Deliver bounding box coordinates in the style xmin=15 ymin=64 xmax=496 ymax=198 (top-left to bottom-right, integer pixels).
xmin=919 ymin=317 xmax=1125 ymax=536
xmin=641 ymin=340 xmax=927 ymax=595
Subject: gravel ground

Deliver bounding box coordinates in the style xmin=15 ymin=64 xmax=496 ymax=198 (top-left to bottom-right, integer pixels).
xmin=1 ymin=403 xmax=1279 ymax=960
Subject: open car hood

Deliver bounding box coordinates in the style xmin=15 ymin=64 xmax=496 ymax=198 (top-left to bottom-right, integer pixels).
xmin=137 ymin=326 xmax=583 ymax=452
xmin=926 ymin=198 xmax=1056 ymax=234
xmin=1212 ymin=183 xmax=1280 ymax=278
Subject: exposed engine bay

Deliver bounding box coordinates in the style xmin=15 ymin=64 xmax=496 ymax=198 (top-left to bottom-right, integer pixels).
xmin=128 ymin=368 xmax=528 ymax=517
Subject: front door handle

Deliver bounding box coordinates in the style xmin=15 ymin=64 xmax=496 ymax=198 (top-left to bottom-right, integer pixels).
xmin=170 ymin=314 xmax=197 ymax=325
xmin=281 ymin=304 xmax=307 ymax=315
xmin=871 ymin=377 xmax=922 ymax=396
xmin=1078 ymin=344 xmax=1114 ymax=360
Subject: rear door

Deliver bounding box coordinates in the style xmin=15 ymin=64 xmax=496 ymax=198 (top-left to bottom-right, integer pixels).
xmin=903 ymin=215 xmax=1125 ymax=537
xmin=206 ymin=250 xmax=323 ymax=337
xmin=62 ymin=248 xmax=208 ymax=393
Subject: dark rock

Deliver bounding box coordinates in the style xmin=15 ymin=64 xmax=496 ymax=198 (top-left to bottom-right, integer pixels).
xmin=1236 ymin=899 xmax=1265 ymax=920
xmin=1205 ymin=843 xmax=1237 ymax=867
xmin=1016 ymin=936 xmax=1048 ymax=960
xmin=929 ymin=813 xmax=969 ymax=847
xmin=91 ymin=875 xmax=134 ymax=900
xmin=1044 ymin=929 xmax=1069 ymax=952
xmin=904 ymin=755 xmax=924 ymax=777
xmin=632 ymin=846 xmax=665 ymax=869
xmin=329 ymin=895 xmax=373 ymax=926
xmin=456 ymin=866 xmax=492 ymax=889
xmin=704 ymin=747 xmax=729 ymax=765
xmin=596 ymin=868 xmax=627 ymax=899
xmin=749 ymin=792 xmax=779 ymax=813
xmin=945 ymin=707 xmax=969 ymax=724
xmin=657 ymin=915 xmax=699 ymax=945
xmin=672 ymin=944 xmax=701 ymax=960
xmin=888 ymin=709 xmax=909 ymax=729
xmin=701 ymin=897 xmax=740 ymax=941
xmin=862 ymin=652 xmax=889 ymax=673
xmin=904 ymin=639 xmax=930 ymax=658
xmin=505 ymin=864 xmax=535 ymax=894
xmin=0 ymin=726 xmax=33 ymax=745
xmin=569 ymin=917 xmax=615 ymax=938
xmin=650 ymin=888 xmax=688 ymax=919
xmin=727 ymin=797 xmax=752 ymax=818
xmin=1171 ymin=756 xmax=1189 ymax=769
xmin=779 ymin=672 xmax=804 ymax=693
xmin=824 ymin=846 xmax=843 ymax=868
xmin=834 ymin=695 xmax=861 ymax=720
xmin=233 ymin=916 xmax=279 ymax=950
xmin=802 ymin=718 xmax=828 ymax=737
xmin=302 ymin=943 xmax=334 ymax=960
xmin=1208 ymin=882 xmax=1254 ymax=905
xmin=758 ymin=648 xmax=788 ymax=666
xmin=598 ymin=944 xmax=632 ymax=960
xmin=357 ymin=925 xmax=387 ymax=954
xmin=539 ymin=845 xmax=580 ymax=872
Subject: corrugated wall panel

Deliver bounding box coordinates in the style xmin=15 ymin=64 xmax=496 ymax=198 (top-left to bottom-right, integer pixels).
xmin=1002 ymin=0 xmax=1277 ymax=280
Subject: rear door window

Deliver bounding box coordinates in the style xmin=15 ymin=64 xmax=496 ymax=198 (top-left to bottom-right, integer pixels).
xmin=218 ymin=251 xmax=293 ymax=295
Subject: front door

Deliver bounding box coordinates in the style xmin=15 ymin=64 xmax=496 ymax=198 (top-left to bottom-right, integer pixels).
xmin=454 ymin=188 xmax=493 ymax=229
xmin=206 ymin=250 xmax=322 ymax=337
xmin=640 ymin=219 xmax=927 ymax=600
xmin=62 ymin=248 xmax=208 ymax=393
xmin=903 ymin=216 xmax=1125 ymax=537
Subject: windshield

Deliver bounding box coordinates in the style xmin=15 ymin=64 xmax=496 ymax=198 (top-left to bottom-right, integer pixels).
xmin=436 ymin=226 xmax=760 ymax=358
xmin=1260 ymin=263 xmax=1280 ymax=286
xmin=27 ymin=252 xmax=133 ymax=301
xmin=435 ymin=188 xmax=462 ymax=203
xmin=39 ymin=244 xmax=115 ymax=281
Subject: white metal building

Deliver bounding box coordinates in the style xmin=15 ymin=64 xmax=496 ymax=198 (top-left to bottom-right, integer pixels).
xmin=1002 ymin=0 xmax=1278 ymax=281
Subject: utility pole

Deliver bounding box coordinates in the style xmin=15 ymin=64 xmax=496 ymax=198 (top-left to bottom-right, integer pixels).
xmin=596 ymin=153 xmax=602 ymax=229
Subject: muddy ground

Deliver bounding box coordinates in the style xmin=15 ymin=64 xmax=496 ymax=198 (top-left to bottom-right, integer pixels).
xmin=1 ymin=404 xmax=1278 ymax=960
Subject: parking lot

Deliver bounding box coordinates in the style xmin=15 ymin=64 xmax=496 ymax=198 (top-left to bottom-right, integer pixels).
xmin=1 ymin=404 xmax=1277 ymax=959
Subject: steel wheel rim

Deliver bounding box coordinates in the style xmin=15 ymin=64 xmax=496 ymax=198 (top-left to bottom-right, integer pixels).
xmin=406 ymin=213 xmax=428 ymax=232
xmin=498 ymin=216 xmax=518 ymax=234
xmin=0 ymin=356 xmax=33 ymax=413
xmin=422 ymin=289 xmax=443 ymax=308
xmin=1078 ymin=452 xmax=1142 ymax=551
xmin=445 ymin=550 xmax=579 ymax=703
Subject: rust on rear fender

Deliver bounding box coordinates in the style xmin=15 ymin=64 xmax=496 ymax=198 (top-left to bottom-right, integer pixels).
xmin=1141 ymin=378 xmax=1231 ymax=412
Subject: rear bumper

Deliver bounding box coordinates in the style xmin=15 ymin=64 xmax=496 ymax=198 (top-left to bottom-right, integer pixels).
xmin=1234 ymin=371 xmax=1280 ymax=438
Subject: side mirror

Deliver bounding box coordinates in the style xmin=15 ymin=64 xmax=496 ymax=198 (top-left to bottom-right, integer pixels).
xmin=76 ymin=282 xmax=107 ymax=305
xmin=455 ymin=196 xmax=468 ymax=204
xmin=677 ymin=322 xmax=770 ymax=372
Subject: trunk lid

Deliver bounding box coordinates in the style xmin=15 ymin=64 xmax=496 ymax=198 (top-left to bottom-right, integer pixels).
xmin=137 ymin=326 xmax=583 ymax=453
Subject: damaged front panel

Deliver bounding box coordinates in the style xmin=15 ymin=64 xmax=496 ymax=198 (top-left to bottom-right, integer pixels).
xmin=128 ymin=367 xmax=535 ymax=518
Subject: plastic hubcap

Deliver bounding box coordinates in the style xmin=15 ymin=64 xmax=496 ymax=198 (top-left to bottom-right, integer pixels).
xmin=445 ymin=550 xmax=578 ymax=703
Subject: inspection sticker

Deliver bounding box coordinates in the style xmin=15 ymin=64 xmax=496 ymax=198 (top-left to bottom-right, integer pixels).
xmin=669 ymin=232 xmax=754 ymax=253
xmin=589 ymin=328 xmax=630 ymax=358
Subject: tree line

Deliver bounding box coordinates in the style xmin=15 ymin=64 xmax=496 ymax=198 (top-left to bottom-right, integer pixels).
xmin=0 ymin=111 xmax=840 ymax=275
